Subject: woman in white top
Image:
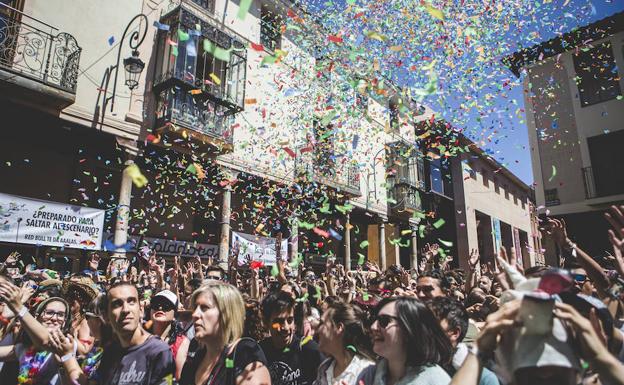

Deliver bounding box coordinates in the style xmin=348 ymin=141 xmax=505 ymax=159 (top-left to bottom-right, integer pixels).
xmin=314 ymin=302 xmax=375 ymax=385
xmin=357 ymin=297 xmax=453 ymax=385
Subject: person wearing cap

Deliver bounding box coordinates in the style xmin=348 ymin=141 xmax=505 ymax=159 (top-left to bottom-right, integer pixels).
xmin=147 ymin=289 xmax=190 ymax=380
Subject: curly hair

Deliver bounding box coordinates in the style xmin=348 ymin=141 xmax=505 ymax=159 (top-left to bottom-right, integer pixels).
xmin=243 ymin=298 xmax=266 ymax=341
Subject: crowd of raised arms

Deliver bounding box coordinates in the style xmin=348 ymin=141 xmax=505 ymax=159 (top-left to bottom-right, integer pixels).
xmin=1 ymin=205 xmax=624 ymax=385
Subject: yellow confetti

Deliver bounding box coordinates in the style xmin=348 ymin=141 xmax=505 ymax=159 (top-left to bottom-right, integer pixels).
xmin=209 ymin=73 xmax=221 ymax=85
xmin=425 ymin=3 xmax=444 ymax=20
xmin=300 ymin=335 xmax=313 ymax=346
xmin=124 ymin=164 xmax=148 ymax=188
xmin=389 ymin=45 xmax=403 ymax=52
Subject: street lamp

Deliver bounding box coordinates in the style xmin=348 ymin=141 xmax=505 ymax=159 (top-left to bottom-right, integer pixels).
xmin=95 ymin=14 xmax=148 ymax=129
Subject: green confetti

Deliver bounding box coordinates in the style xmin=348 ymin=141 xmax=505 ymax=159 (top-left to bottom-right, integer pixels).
xmin=346 ymin=345 xmax=357 ymax=352
xmin=172 ymin=45 xmax=178 ymax=57
xmin=295 ymin=292 xmax=309 ymax=303
xmin=283 ymin=347 xmax=291 ymax=353
xmin=261 ymin=54 xmax=279 ymax=65
xmin=433 ymin=219 xmax=445 ymax=229
xmin=203 ymin=40 xmax=232 ymax=62
xmin=177 ymin=29 xmax=189 ymax=42
xmin=548 ymin=165 xmax=556 ymax=182
xmin=298 ymin=221 xmax=315 ymax=230
xmin=363 ymin=292 xmax=370 ymax=301
xmin=357 ymin=253 xmax=365 ymax=265
xmin=225 ymin=358 xmax=234 ymax=368
xmin=237 ymin=0 xmax=252 ymax=20
xmin=359 ymin=240 xmax=369 ymax=249
xmin=320 ymin=110 xmax=337 ymax=126
xmin=271 ymin=264 xmax=279 ymax=277
xmin=438 ymin=239 xmax=453 ymax=247
xmin=313 ymin=285 xmax=322 ymax=299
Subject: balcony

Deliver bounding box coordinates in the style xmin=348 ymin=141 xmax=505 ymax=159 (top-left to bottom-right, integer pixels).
xmin=296 ymin=149 xmax=361 ymax=196
xmin=390 ymin=184 xmax=422 ymax=213
xmin=153 ymin=5 xmax=246 ymax=113
xmin=154 ymin=86 xmax=234 ymax=147
xmin=0 ymin=3 xmax=81 ymax=112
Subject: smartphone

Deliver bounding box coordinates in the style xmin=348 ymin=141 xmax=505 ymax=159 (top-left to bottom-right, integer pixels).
xmin=518 ymin=294 xmax=555 ymax=336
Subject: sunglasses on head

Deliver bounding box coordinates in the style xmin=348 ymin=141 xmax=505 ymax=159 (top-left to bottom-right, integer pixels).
xmin=375 ymin=314 xmax=399 ymax=328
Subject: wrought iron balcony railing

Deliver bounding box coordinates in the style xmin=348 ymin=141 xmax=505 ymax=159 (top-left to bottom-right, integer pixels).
xmin=390 ymin=184 xmax=422 ymax=212
xmin=296 ymin=150 xmax=361 ymax=196
xmin=155 ymin=86 xmax=234 ymax=143
xmin=582 ymin=166 xmax=624 ymax=200
xmin=0 ymin=3 xmax=81 ymax=93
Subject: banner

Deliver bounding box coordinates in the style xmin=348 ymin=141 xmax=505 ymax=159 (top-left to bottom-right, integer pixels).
xmin=491 ymin=218 xmax=502 ymax=257
xmin=513 ymin=227 xmax=523 ymax=268
xmin=232 ymin=231 xmax=287 ymax=266
xmin=0 ymin=193 xmax=105 ymax=250
xmin=102 ymin=233 xmax=219 ymax=260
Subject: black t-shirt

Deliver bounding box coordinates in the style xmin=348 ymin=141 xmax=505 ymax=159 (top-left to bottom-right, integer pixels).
xmin=96 ymin=335 xmax=174 ymax=385
xmin=260 ymin=336 xmax=324 ymax=385
xmin=179 ymin=338 xmax=267 ymax=385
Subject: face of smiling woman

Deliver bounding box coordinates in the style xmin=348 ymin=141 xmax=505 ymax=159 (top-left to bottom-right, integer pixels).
xmin=370 ymin=301 xmax=406 ymax=361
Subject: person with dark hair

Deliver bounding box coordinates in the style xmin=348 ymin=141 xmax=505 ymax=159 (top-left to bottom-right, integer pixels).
xmin=416 ymin=270 xmax=448 ymax=300
xmin=427 ymin=297 xmax=498 ymax=385
xmin=260 ymin=291 xmax=324 ymax=385
xmin=357 ymin=296 xmax=452 ymax=385
xmin=314 ymin=302 xmax=374 ymax=385
xmin=96 ymin=281 xmax=174 ymax=385
xmin=147 ymin=290 xmax=189 ymax=380
xmin=205 ymin=265 xmax=226 ymax=281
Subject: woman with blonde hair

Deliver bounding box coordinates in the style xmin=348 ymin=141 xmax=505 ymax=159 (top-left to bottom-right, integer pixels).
xmin=179 ymin=281 xmax=271 ymax=385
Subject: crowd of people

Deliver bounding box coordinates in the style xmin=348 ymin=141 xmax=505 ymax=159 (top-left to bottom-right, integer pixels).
xmin=0 ymin=205 xmax=624 ymax=385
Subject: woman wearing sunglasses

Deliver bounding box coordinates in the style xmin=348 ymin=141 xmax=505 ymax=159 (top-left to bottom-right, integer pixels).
xmin=358 ymin=296 xmax=453 ymax=385
xmin=0 ymin=280 xmax=82 ymax=385
xmin=315 ymin=302 xmax=375 ymax=385
xmin=147 ymin=289 xmax=190 ymax=380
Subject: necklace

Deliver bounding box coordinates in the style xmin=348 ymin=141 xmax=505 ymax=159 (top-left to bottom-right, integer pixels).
xmin=17 ymin=347 xmax=51 ymax=385
xmin=81 ymin=346 xmax=104 ymax=380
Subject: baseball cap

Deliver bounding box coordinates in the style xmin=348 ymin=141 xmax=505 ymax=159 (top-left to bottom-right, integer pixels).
xmin=153 ymin=290 xmax=178 ymax=308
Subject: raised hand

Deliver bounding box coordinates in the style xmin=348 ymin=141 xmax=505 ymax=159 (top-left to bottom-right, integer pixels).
xmin=0 ymin=281 xmax=26 ymax=311
xmin=606 ymin=206 xmax=624 ymax=276
xmin=468 ymin=249 xmax=480 ymax=270
xmin=544 ymin=218 xmax=568 ymax=247
xmin=49 ymin=329 xmax=74 ymax=358
xmin=4 ymin=251 xmax=20 ymax=266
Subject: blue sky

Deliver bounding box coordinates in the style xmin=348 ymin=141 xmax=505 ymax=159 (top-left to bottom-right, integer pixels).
xmin=479 ymin=0 xmax=624 ymax=185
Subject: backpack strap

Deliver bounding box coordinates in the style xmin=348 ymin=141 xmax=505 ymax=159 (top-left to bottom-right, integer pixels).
xmin=225 ymin=337 xmax=256 ymax=385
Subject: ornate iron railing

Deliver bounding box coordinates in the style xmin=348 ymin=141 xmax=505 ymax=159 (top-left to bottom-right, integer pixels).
xmin=155 ymin=86 xmax=234 ymax=143
xmin=0 ymin=3 xmax=81 ymax=93
xmin=296 ymin=150 xmax=361 ymax=195
xmin=390 ymin=184 xmax=422 ymax=212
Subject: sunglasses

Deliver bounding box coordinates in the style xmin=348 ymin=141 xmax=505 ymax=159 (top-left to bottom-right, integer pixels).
xmin=375 ymin=314 xmax=399 ymax=328
xmin=573 ymin=274 xmax=587 ymax=283
xmin=150 ymin=301 xmax=175 ymax=312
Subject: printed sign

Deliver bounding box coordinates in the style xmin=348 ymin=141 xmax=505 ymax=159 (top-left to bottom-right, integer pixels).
xmin=232 ymin=231 xmax=288 ymax=266
xmin=102 ymin=233 xmax=219 ymax=260
xmin=0 ymin=193 xmax=105 ymax=250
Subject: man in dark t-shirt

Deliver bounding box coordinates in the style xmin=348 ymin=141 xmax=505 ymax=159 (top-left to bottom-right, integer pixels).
xmin=260 ymin=291 xmax=324 ymax=385
xmin=97 ymin=282 xmax=174 ymax=385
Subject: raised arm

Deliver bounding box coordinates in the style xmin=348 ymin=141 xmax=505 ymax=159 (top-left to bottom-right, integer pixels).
xmin=0 ymin=282 xmax=52 ymax=350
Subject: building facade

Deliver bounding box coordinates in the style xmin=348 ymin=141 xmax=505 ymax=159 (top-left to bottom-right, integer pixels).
xmin=0 ymin=0 xmax=537 ymax=273
xmin=504 ymin=12 xmax=624 ymax=259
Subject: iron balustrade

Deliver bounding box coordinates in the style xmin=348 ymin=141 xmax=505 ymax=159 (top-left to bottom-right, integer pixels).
xmin=390 ymin=184 xmax=422 ymax=212
xmin=260 ymin=17 xmax=281 ymax=52
xmin=0 ymin=3 xmax=81 ymax=93
xmin=296 ymin=150 xmax=361 ymax=195
xmin=156 ymin=86 xmax=234 ymax=143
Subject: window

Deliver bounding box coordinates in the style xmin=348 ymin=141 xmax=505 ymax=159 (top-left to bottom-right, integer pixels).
xmin=261 ymin=4 xmax=281 ymax=52
xmin=462 ymin=161 xmax=476 ymax=180
xmin=389 ymin=101 xmax=399 ymax=131
xmin=521 ymin=199 xmax=526 ymax=210
xmin=482 ymin=170 xmax=489 ymax=187
xmin=190 ymin=0 xmax=215 ymax=13
xmin=545 ymin=188 xmax=560 ymax=206
xmin=430 ymin=158 xmax=453 ymax=197
xmin=572 ymin=41 xmax=621 ymax=107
